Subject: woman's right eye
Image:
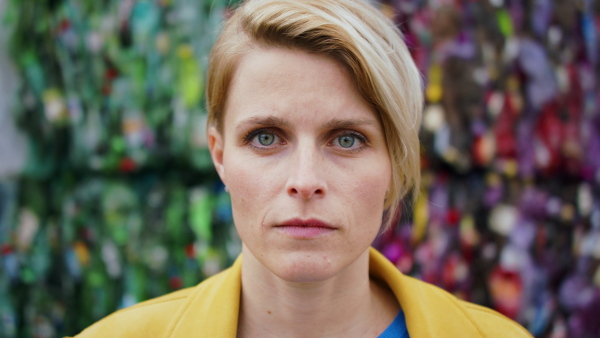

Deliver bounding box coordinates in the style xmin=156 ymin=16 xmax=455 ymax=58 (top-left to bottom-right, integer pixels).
xmin=246 ymin=129 xmax=283 ymax=150
xmin=256 ymin=133 xmax=275 ymax=146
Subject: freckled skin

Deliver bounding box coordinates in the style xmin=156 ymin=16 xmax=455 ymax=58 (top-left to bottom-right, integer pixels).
xmin=209 ymin=47 xmax=392 ymax=284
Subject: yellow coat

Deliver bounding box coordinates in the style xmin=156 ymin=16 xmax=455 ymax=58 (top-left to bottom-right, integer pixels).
xmin=72 ymin=248 xmax=532 ymax=337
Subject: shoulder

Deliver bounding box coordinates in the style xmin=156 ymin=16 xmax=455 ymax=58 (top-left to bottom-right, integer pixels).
xmin=458 ymin=300 xmax=533 ymax=338
xmin=405 ymin=276 xmax=532 ymax=337
xmin=69 ymin=257 xmax=243 ymax=338
xmin=369 ymin=248 xmax=532 ymax=337
xmin=71 ymin=287 xmax=194 ymax=338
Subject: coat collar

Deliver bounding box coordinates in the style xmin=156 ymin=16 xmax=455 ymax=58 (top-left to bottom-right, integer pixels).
xmin=368 ymin=248 xmax=483 ymax=337
xmin=166 ymin=256 xmax=242 ymax=337
xmin=167 ymin=248 xmax=482 ymax=337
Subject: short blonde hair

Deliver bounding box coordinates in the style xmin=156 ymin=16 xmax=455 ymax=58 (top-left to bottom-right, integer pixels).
xmin=206 ymin=0 xmax=423 ymax=231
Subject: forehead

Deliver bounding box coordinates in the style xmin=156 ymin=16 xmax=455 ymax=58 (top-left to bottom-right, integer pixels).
xmin=223 ymin=47 xmax=379 ymax=129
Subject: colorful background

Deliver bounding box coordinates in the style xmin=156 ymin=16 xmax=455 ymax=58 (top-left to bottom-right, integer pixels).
xmin=0 ymin=0 xmax=598 ymax=337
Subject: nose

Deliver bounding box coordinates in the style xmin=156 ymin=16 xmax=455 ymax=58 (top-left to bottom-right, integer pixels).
xmin=285 ymin=146 xmax=327 ymax=200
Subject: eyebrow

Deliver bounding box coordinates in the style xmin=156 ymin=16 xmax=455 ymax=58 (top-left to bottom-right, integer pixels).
xmin=237 ymin=116 xmax=292 ymax=129
xmin=320 ymin=118 xmax=377 ymax=130
xmin=236 ymin=115 xmax=378 ymax=130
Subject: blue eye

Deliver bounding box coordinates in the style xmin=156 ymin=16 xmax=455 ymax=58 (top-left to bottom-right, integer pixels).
xmin=338 ymin=135 xmax=355 ymax=148
xmin=244 ymin=128 xmax=284 ymax=151
xmin=331 ymin=131 xmax=368 ymax=152
xmin=257 ymin=133 xmax=275 ymax=146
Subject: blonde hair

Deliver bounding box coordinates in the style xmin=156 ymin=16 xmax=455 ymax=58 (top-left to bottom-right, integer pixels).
xmin=206 ymin=0 xmax=423 ymax=231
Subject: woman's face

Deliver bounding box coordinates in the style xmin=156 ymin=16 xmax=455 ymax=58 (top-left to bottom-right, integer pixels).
xmin=209 ymin=47 xmax=391 ymax=283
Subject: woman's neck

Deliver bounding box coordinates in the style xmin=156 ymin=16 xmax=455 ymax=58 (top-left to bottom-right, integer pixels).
xmin=237 ymin=248 xmax=399 ymax=338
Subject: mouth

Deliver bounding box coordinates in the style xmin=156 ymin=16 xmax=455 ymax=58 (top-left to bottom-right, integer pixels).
xmin=274 ymin=218 xmax=338 ymax=239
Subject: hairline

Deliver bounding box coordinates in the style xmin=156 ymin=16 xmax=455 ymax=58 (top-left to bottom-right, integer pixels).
xmin=214 ymin=41 xmax=372 ymax=134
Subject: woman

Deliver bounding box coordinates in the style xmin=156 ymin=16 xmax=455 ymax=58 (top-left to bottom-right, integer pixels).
xmin=74 ymin=0 xmax=532 ymax=337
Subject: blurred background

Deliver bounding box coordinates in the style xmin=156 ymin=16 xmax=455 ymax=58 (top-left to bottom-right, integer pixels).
xmin=0 ymin=0 xmax=598 ymax=337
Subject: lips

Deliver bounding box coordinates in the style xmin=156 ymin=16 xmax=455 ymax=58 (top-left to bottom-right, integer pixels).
xmin=278 ymin=218 xmax=336 ymax=228
xmin=274 ymin=218 xmax=337 ymax=238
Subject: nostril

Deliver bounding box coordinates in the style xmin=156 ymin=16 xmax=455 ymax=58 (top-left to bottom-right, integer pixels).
xmin=288 ymin=186 xmax=324 ymax=198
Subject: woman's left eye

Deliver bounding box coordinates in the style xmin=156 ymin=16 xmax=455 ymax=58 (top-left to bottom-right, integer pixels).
xmin=337 ymin=135 xmax=356 ymax=148
xmin=331 ymin=132 xmax=367 ymax=151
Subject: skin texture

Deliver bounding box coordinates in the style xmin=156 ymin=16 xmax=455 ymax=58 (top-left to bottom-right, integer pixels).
xmin=208 ymin=47 xmax=398 ymax=337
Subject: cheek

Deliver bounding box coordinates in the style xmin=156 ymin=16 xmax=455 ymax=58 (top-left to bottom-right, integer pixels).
xmin=356 ymin=155 xmax=391 ymax=197
xmin=357 ymin=174 xmax=389 ymax=217
xmin=226 ymin=160 xmax=262 ymax=243
xmin=224 ymin=155 xmax=280 ymax=223
xmin=341 ymin=160 xmax=391 ymax=225
xmin=359 ymin=169 xmax=389 ymax=198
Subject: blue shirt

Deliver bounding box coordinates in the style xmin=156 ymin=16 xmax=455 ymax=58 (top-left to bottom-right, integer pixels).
xmin=378 ymin=310 xmax=409 ymax=338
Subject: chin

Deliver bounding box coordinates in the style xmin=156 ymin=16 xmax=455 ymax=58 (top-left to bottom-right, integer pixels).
xmin=268 ymin=251 xmax=340 ymax=283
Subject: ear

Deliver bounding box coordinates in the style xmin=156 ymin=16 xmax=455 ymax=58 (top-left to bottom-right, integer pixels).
xmin=208 ymin=126 xmax=227 ymax=185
